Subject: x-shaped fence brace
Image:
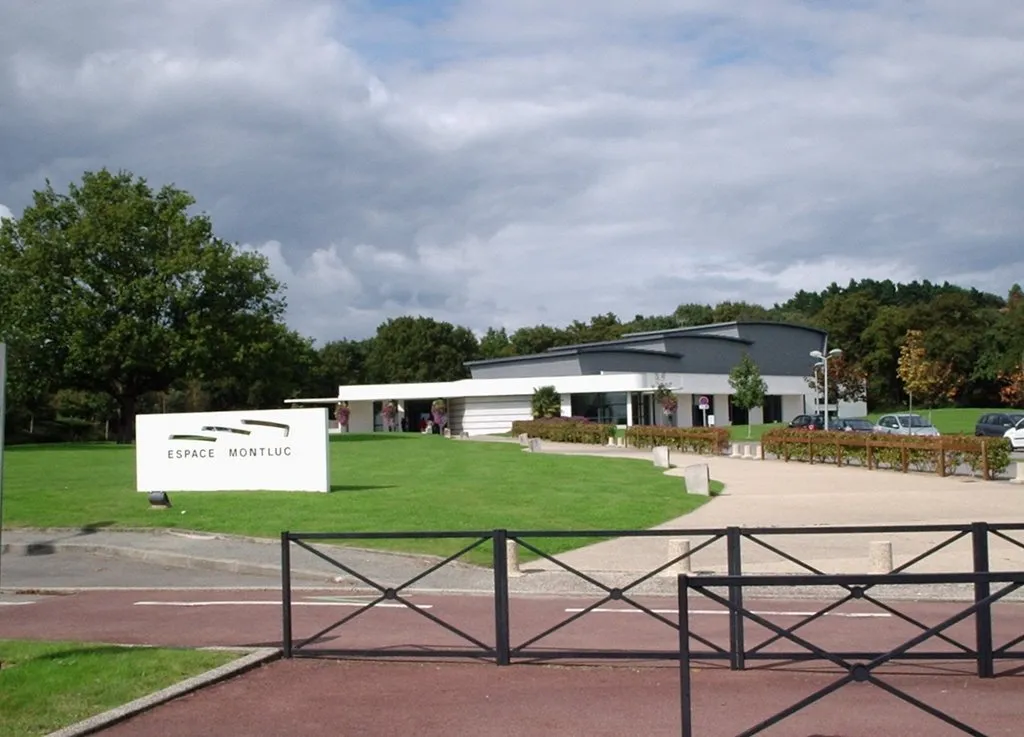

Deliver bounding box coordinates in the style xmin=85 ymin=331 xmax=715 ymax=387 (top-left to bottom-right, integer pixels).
xmin=738 ymin=529 xmax=980 ymax=664
xmin=678 ymin=572 xmax=1024 ymax=737
xmin=281 ymin=533 xmax=497 ymax=658
xmin=509 ymin=533 xmax=728 ymax=659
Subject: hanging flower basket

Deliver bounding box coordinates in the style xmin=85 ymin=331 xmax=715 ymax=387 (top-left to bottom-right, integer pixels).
xmin=335 ymin=401 xmax=350 ymax=431
xmin=381 ymin=400 xmax=397 ymax=431
xmin=654 ymin=382 xmax=678 ymax=415
xmin=431 ymin=398 xmax=447 ymax=426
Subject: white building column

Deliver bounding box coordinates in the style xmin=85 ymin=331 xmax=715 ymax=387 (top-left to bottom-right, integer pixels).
xmin=560 ymin=394 xmax=573 ymax=418
xmin=625 ymin=391 xmax=633 ymax=426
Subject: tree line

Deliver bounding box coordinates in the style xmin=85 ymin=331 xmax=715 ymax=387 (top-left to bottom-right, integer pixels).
xmin=2 ymin=170 xmax=1023 ymax=443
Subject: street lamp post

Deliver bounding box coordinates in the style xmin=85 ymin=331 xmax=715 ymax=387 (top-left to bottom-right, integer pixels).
xmin=810 ymin=343 xmax=842 ymax=431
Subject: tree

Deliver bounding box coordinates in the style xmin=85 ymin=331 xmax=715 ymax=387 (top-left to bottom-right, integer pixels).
xmin=897 ymin=329 xmax=961 ymax=411
xmin=805 ymin=354 xmax=868 ymax=406
xmin=365 ymin=316 xmax=478 ymax=383
xmin=999 ymin=364 xmax=1024 ymax=407
xmin=0 ymin=169 xmax=286 ymax=442
xmin=728 ymin=353 xmax=768 ymax=438
xmin=478 ymin=327 xmax=514 ymax=359
xmin=310 ymin=339 xmax=372 ymax=397
xmin=509 ymin=324 xmax=569 ymax=355
xmin=531 ymin=385 xmax=561 ymax=418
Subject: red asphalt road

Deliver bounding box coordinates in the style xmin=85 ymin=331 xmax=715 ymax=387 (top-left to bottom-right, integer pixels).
xmin=2 ymin=589 xmax=1023 ymax=736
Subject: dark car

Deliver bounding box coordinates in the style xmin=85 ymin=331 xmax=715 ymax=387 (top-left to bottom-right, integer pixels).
xmin=974 ymin=412 xmax=1024 ymax=437
xmin=789 ymin=414 xmax=826 ymax=430
xmin=832 ymin=417 xmax=875 ymax=433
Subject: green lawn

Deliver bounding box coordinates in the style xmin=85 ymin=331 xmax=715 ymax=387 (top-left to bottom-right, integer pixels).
xmin=0 ymin=639 xmax=235 ymax=737
xmin=2 ymin=434 xmax=713 ymax=561
xmin=724 ymin=407 xmax=1015 ymax=441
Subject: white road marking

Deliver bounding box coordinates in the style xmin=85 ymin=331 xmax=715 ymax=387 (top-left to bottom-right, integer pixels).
xmin=0 ymin=601 xmax=35 ymax=606
xmin=133 ymin=600 xmax=432 ymax=609
xmin=563 ymin=607 xmax=889 ymax=618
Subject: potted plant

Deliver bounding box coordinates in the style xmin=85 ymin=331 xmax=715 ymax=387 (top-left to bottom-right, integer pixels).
xmin=335 ymin=401 xmax=350 ymax=432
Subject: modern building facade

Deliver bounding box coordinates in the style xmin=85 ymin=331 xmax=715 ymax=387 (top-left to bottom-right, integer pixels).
xmin=286 ymin=321 xmax=867 ymax=436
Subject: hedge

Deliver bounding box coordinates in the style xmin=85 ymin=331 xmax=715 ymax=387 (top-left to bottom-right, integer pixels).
xmin=625 ymin=426 xmax=731 ymax=455
xmin=511 ymin=418 xmax=615 ymax=445
xmin=760 ymin=428 xmax=1013 ymax=480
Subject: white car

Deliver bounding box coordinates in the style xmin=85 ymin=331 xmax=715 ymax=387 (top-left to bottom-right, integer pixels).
xmin=1005 ymin=419 xmax=1024 ymax=451
xmin=873 ymin=413 xmax=941 ymax=437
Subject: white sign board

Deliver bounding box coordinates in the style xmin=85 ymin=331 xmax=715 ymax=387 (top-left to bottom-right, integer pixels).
xmin=136 ymin=408 xmax=330 ymax=493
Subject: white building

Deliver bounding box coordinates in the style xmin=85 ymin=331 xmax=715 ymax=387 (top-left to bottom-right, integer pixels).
xmin=286 ymin=321 xmax=867 ymax=436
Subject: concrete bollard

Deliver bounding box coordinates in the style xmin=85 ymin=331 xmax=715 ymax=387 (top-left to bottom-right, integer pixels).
xmin=1011 ymin=463 xmax=1024 ymax=485
xmin=506 ymin=540 xmax=523 ymax=578
xmin=616 ymin=436 xmax=624 ymax=447
xmin=664 ymin=538 xmax=692 ymax=576
xmin=730 ymin=443 xmax=743 ymax=458
xmin=741 ymin=445 xmax=754 ymax=459
xmin=528 ymin=438 xmax=542 ymax=453
xmin=518 ymin=433 xmax=529 ymax=447
xmin=869 ymin=541 xmax=894 ymax=574
xmin=653 ymin=446 xmax=671 ymax=468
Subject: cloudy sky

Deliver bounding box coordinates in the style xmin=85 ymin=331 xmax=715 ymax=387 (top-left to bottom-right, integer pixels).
xmin=2 ymin=1 xmax=1023 ymax=342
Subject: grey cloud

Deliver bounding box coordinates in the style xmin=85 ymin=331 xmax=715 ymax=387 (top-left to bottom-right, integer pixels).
xmin=1 ymin=0 xmax=1022 ymax=343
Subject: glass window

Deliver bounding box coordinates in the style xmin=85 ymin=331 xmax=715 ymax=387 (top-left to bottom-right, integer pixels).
xmin=570 ymin=392 xmax=628 ymax=425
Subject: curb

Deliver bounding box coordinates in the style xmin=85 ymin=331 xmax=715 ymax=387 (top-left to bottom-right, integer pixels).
xmin=44 ymin=646 xmax=281 ymax=737
xmin=0 ymin=541 xmax=336 ymax=583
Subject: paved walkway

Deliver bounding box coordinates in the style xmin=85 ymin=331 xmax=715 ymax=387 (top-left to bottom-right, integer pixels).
xmin=506 ymin=438 xmax=1024 ymax=576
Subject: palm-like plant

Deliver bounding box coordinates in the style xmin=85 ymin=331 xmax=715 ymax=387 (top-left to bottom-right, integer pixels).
xmin=531 ymin=385 xmax=562 ymax=418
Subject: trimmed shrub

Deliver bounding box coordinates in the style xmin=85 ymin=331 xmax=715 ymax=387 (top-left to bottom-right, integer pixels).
xmin=760 ymin=428 xmax=1012 ymax=480
xmin=625 ymin=426 xmax=731 ymax=455
xmin=511 ymin=418 xmax=614 ymax=445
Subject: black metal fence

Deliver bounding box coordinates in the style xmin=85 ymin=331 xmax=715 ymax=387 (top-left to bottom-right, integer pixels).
xmin=679 ymin=571 xmax=1024 ymax=737
xmin=280 ymin=522 xmax=1024 ymax=672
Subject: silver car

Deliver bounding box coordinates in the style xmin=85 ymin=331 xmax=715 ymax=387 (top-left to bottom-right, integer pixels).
xmin=873 ymin=413 xmax=941 ymax=436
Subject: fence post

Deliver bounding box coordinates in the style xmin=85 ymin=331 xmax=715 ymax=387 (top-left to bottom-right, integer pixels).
xmin=492 ymin=529 xmax=512 ymax=666
xmin=981 ymin=440 xmax=989 ymax=480
xmin=281 ymin=532 xmax=293 ymax=658
xmin=971 ymin=522 xmax=994 ymax=678
xmin=726 ymin=527 xmax=745 ymax=670
xmin=678 ymin=574 xmax=693 ymax=737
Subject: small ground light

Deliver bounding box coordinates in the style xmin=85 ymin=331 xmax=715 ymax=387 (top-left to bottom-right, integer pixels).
xmin=147 ymin=492 xmax=172 ymax=508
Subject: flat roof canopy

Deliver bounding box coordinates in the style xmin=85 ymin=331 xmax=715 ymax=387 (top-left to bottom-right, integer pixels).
xmin=286 ymin=373 xmax=655 ymax=404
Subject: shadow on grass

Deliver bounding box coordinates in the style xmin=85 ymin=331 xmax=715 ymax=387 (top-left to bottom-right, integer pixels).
xmin=330 ymin=433 xmax=427 ymax=443
xmin=5 ymin=442 xmax=125 ymax=452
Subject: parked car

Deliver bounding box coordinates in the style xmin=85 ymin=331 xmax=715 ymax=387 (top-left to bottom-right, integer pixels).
xmin=873 ymin=413 xmax=941 ymax=437
xmin=1004 ymin=418 xmax=1024 ymax=451
xmin=975 ymin=412 xmax=1024 ymax=437
xmin=789 ymin=414 xmax=826 ymax=430
xmin=832 ymin=417 xmax=875 ymax=433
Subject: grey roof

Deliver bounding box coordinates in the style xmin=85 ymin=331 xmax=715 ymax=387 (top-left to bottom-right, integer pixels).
xmin=621 ymin=320 xmax=827 ymax=339
xmin=465 ymin=319 xmax=827 ymax=370
xmin=463 ymin=346 xmax=682 ymax=367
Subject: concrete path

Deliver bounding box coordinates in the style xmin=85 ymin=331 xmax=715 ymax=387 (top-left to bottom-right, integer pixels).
xmin=513 ymin=439 xmax=1024 ymax=576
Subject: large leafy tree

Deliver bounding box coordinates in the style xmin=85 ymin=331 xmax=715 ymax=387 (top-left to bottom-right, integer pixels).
xmin=365 ymin=316 xmax=479 ymax=383
xmin=0 ymin=169 xmax=286 ymax=442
